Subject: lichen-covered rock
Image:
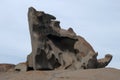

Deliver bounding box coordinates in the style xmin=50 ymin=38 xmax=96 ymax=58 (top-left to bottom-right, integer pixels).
xmin=27 ymin=7 xmax=112 ymax=70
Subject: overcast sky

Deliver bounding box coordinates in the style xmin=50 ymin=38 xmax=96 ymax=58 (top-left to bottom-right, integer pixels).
xmin=0 ymin=0 xmax=120 ymax=69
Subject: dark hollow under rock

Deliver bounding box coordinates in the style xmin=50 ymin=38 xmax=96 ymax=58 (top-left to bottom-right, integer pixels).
xmin=27 ymin=7 xmax=112 ymax=70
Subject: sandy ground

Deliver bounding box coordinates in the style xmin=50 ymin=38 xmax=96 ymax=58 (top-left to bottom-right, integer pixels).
xmin=0 ymin=68 xmax=120 ymax=80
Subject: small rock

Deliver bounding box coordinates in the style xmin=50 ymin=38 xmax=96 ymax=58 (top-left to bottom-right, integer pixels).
xmin=15 ymin=62 xmax=27 ymax=72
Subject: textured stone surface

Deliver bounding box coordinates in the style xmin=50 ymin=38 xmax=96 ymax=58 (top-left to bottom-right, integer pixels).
xmin=0 ymin=68 xmax=120 ymax=80
xmin=27 ymin=7 xmax=112 ymax=70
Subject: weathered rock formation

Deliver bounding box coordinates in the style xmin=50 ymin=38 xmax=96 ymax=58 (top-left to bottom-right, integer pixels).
xmin=27 ymin=7 xmax=112 ymax=70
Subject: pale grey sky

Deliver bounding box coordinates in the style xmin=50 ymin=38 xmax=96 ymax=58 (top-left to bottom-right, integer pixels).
xmin=0 ymin=0 xmax=120 ymax=69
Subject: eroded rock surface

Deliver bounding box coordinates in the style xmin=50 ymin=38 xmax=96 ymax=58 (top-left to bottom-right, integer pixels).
xmin=27 ymin=7 xmax=112 ymax=70
xmin=0 ymin=68 xmax=120 ymax=80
